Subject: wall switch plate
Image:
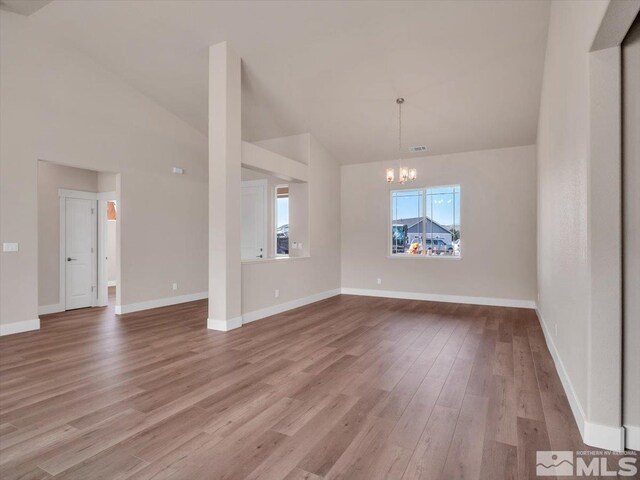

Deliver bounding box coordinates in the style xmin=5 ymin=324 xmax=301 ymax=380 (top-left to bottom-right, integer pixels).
xmin=275 ymin=289 xmax=279 ymax=298
xmin=2 ymin=242 xmax=19 ymax=252
xmin=377 ymin=278 xmax=382 ymax=285
xmin=172 ymin=283 xmax=178 ymax=291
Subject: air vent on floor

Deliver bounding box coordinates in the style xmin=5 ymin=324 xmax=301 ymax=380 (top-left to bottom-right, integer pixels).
xmin=408 ymin=145 xmax=427 ymax=153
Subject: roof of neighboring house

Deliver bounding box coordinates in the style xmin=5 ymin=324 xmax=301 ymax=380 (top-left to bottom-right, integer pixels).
xmin=395 ymin=216 xmax=452 ymax=235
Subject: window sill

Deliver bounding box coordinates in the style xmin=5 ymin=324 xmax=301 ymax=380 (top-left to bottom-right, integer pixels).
xmin=387 ymin=254 xmax=462 ymax=260
xmin=242 ymin=255 xmax=311 ymax=264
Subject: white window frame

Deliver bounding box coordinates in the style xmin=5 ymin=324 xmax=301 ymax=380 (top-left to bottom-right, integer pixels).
xmin=388 ymin=184 xmax=461 ymax=259
xmin=274 ymin=184 xmax=289 ymax=257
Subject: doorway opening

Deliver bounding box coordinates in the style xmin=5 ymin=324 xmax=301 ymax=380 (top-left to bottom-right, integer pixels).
xmin=37 ymin=160 xmax=120 ymax=315
xmin=240 ymin=167 xmax=309 ymax=263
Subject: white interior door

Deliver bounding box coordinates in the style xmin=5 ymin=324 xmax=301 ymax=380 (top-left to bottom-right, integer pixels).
xmin=65 ymin=197 xmax=97 ymax=309
xmin=241 ymin=181 xmax=266 ymax=260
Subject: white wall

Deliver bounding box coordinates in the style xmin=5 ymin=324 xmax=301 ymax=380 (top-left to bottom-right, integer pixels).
xmin=536 ymin=0 xmax=630 ymax=448
xmin=97 ymin=172 xmax=116 ymax=194
xmin=0 ymin=11 xmax=208 ymax=328
xmin=37 ymin=162 xmax=99 ymax=308
xmin=622 ymin=14 xmax=640 ymax=444
xmin=288 ymin=181 xmax=310 ymax=258
xmin=241 ymin=135 xmax=341 ymax=316
xmin=341 ymin=145 xmax=537 ymax=305
xmin=537 ymin=0 xmax=605 ymax=421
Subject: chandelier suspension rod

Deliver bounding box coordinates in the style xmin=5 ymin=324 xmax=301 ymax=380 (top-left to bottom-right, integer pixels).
xmin=386 ymin=97 xmax=415 ymax=184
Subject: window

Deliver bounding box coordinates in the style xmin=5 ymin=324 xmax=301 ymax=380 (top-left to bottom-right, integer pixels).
xmin=107 ymin=201 xmax=117 ymax=221
xmin=390 ymin=185 xmax=460 ymax=257
xmin=275 ymin=185 xmax=289 ymax=255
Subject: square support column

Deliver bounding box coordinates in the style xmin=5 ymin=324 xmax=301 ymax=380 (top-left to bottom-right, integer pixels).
xmin=207 ymin=42 xmax=242 ymax=331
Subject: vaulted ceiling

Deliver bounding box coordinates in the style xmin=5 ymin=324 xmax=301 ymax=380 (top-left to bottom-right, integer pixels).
xmin=28 ymin=0 xmax=550 ymax=164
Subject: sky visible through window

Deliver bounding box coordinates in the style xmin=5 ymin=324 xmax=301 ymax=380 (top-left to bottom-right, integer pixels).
xmin=393 ymin=186 xmax=460 ymax=226
xmin=277 ymin=197 xmax=289 ymax=227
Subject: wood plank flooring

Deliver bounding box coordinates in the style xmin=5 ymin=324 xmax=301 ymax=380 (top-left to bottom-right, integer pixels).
xmin=0 ymin=289 xmax=628 ymax=479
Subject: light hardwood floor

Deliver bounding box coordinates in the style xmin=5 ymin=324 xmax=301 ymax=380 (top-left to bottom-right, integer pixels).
xmin=0 ymin=289 xmax=626 ymax=479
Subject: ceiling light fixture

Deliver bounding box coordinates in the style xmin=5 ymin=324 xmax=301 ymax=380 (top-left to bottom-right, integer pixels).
xmin=386 ymin=98 xmax=416 ymax=184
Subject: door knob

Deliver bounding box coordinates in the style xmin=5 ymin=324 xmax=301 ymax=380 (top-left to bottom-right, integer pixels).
xmin=257 ymin=254 xmax=263 ymax=258
xmin=67 ymin=257 xmax=77 ymax=261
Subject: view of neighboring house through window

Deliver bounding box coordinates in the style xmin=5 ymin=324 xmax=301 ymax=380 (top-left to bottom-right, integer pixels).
xmin=276 ymin=185 xmax=289 ymax=255
xmin=390 ymin=185 xmax=460 ymax=256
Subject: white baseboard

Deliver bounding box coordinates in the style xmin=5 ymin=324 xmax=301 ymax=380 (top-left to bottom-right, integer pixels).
xmin=115 ymin=291 xmax=208 ymax=315
xmin=114 ymin=288 xmax=341 ymax=328
xmin=242 ymin=288 xmax=342 ymax=324
xmin=38 ymin=303 xmax=64 ymax=316
xmin=207 ymin=316 xmax=243 ymax=332
xmin=107 ymin=280 xmax=116 ymax=287
xmin=341 ymin=288 xmax=536 ymax=309
xmin=625 ymin=425 xmax=640 ymax=451
xmin=583 ymin=422 xmax=625 ymax=452
xmin=0 ymin=318 xmax=40 ymax=336
xmin=536 ymin=308 xmax=625 ymax=451
xmin=536 ymin=308 xmax=587 ymax=437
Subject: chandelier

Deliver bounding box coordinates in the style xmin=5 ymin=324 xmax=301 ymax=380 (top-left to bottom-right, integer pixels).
xmin=386 ymin=98 xmax=417 ymax=184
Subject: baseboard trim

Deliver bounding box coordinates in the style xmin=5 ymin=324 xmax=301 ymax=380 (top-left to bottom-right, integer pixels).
xmin=536 ymin=307 xmax=625 ymax=451
xmin=242 ymin=289 xmax=342 ymax=324
xmin=107 ymin=280 xmax=116 ymax=287
xmin=625 ymin=425 xmax=640 ymax=451
xmin=583 ymin=422 xmax=625 ymax=452
xmin=116 ymin=291 xmax=208 ymax=315
xmin=38 ymin=304 xmax=64 ymax=316
xmin=207 ymin=316 xmax=243 ymax=332
xmin=535 ymin=308 xmax=587 ymax=437
xmin=0 ymin=318 xmax=40 ymax=336
xmin=115 ymin=289 xmax=341 ymax=327
xmin=341 ymin=288 xmax=535 ymax=309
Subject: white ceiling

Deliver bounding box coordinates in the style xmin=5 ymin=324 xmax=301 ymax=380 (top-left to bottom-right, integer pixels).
xmin=29 ymin=0 xmax=550 ymax=164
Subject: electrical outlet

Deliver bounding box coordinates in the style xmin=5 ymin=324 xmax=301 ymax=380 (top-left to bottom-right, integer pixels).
xmin=274 ymin=289 xmax=279 ymax=298
xmin=172 ymin=283 xmax=178 ymax=291
xmin=377 ymin=278 xmax=382 ymax=285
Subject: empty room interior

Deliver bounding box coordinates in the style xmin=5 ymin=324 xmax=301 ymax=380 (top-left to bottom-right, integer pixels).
xmin=0 ymin=0 xmax=639 ymax=478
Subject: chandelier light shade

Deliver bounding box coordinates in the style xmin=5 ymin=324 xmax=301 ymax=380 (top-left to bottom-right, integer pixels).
xmin=399 ymin=166 xmax=409 ymax=183
xmin=386 ymin=168 xmax=395 ymax=183
xmin=386 ymin=97 xmax=417 ymax=184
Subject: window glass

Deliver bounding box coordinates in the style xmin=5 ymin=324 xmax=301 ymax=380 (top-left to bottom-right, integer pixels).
xmin=391 ymin=185 xmax=460 ymax=257
xmin=391 ymin=189 xmax=423 ymax=254
xmin=276 ymin=186 xmax=289 ymax=255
